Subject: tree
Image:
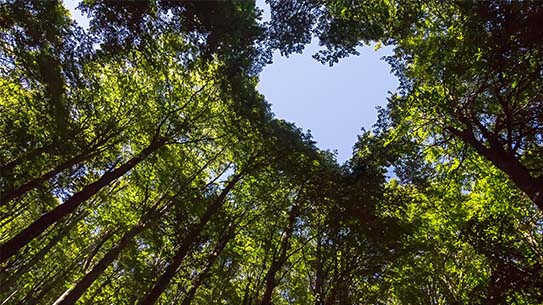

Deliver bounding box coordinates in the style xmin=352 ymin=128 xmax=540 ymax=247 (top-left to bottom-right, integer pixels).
xmin=310 ymin=0 xmax=543 ymax=208
xmin=4 ymin=1 xmax=541 ymax=305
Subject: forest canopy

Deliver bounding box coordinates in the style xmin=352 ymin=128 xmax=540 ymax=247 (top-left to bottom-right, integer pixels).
xmin=1 ymin=1 xmax=542 ymax=304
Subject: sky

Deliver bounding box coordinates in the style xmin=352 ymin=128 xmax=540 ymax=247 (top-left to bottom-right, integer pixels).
xmin=254 ymin=0 xmax=398 ymax=163
xmin=63 ymin=0 xmax=398 ymax=163
xmin=258 ymin=43 xmax=397 ymax=163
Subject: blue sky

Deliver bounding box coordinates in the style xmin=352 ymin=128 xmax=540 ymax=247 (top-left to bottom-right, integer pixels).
xmin=64 ymin=0 xmax=398 ymax=163
xmin=255 ymin=0 xmax=398 ymax=163
xmin=258 ymin=43 xmax=397 ymax=163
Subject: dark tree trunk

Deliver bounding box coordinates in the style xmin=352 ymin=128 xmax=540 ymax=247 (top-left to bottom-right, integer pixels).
xmin=313 ymin=237 xmax=325 ymax=305
xmin=260 ymin=203 xmax=298 ymax=305
xmin=53 ymin=199 xmax=168 ymax=305
xmin=18 ymin=254 xmax=81 ymax=305
xmin=0 ymin=203 xmax=26 ymax=229
xmin=0 ymin=138 xmax=165 ymax=262
xmin=20 ymin=226 xmax=125 ymax=305
xmin=1 ymin=212 xmax=85 ymax=290
xmin=449 ymin=127 xmax=543 ymax=209
xmin=18 ymin=272 xmax=65 ymax=305
xmin=1 ymin=133 xmax=117 ymax=206
xmin=53 ymin=225 xmax=145 ymax=305
xmin=138 ymin=174 xmax=242 ymax=305
xmin=241 ymin=277 xmax=254 ymax=305
xmin=0 ymin=143 xmax=56 ymax=174
xmin=1 ymin=150 xmax=97 ymax=206
xmin=180 ymin=223 xmax=236 ymax=305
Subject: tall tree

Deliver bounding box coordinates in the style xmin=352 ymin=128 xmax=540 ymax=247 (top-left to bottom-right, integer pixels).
xmin=309 ymin=0 xmax=543 ymax=208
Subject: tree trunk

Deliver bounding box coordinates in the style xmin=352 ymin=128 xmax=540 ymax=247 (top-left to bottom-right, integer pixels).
xmin=241 ymin=277 xmax=254 ymax=305
xmin=20 ymin=226 xmax=124 ymax=305
xmin=449 ymin=127 xmax=543 ymax=209
xmin=0 ymin=143 xmax=55 ymax=174
xmin=260 ymin=203 xmax=298 ymax=305
xmin=1 ymin=150 xmax=97 ymax=205
xmin=54 ymin=165 xmax=219 ymax=303
xmin=53 ymin=225 xmax=144 ymax=305
xmin=1 ymin=212 xmax=85 ymax=290
xmin=53 ymin=198 xmax=168 ymax=305
xmin=313 ymin=237 xmax=325 ymax=305
xmin=180 ymin=223 xmax=236 ymax=305
xmin=0 ymin=204 xmax=25 ymax=229
xmin=138 ymin=173 xmax=242 ymax=305
xmin=0 ymin=137 xmax=165 ymax=262
xmin=1 ymin=133 xmax=117 ymax=206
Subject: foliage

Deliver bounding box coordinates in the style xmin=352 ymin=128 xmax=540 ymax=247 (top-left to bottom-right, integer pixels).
xmin=1 ymin=1 xmax=542 ymax=305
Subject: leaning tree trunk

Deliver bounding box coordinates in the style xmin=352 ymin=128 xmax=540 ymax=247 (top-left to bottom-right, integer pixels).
xmin=1 ymin=212 xmax=86 ymax=291
xmin=138 ymin=173 xmax=242 ymax=305
xmin=53 ymin=197 xmax=170 ymax=305
xmin=1 ymin=131 xmax=116 ymax=206
xmin=0 ymin=137 xmax=165 ymax=262
xmin=1 ymin=148 xmax=100 ymax=206
xmin=180 ymin=222 xmax=236 ymax=305
xmin=260 ymin=203 xmax=299 ymax=305
xmin=16 ymin=234 xmax=108 ymax=305
xmin=0 ymin=142 xmax=56 ymax=174
xmin=449 ymin=127 xmax=543 ymax=209
xmin=313 ymin=234 xmax=326 ymax=305
xmin=50 ymin=155 xmax=228 ymax=304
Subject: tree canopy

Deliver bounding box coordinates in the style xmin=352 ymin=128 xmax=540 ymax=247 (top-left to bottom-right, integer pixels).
xmin=1 ymin=1 xmax=542 ymax=304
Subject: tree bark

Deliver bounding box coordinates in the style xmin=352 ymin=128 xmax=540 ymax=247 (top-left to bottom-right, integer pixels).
xmin=0 ymin=137 xmax=165 ymax=262
xmin=1 ymin=212 xmax=85 ymax=291
xmin=180 ymin=223 xmax=236 ymax=305
xmin=1 ymin=150 xmax=97 ymax=206
xmin=449 ymin=127 xmax=543 ymax=209
xmin=260 ymin=203 xmax=299 ymax=305
xmin=53 ymin=198 xmax=168 ymax=305
xmin=138 ymin=173 xmax=242 ymax=305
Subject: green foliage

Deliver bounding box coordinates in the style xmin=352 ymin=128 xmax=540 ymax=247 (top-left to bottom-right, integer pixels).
xmin=1 ymin=1 xmax=542 ymax=305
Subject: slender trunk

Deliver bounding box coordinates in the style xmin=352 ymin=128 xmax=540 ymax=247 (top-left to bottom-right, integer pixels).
xmin=0 ymin=204 xmax=25 ymax=229
xmin=241 ymin=278 xmax=254 ymax=305
xmin=324 ymin=285 xmax=337 ymax=305
xmin=1 ymin=132 xmax=117 ymax=206
xmin=138 ymin=174 xmax=242 ymax=305
xmin=0 ymin=143 xmax=55 ymax=174
xmin=180 ymin=223 xmax=236 ymax=305
xmin=18 ymin=259 xmax=75 ymax=305
xmin=53 ymin=224 xmax=145 ymax=305
xmin=53 ymin=161 xmax=218 ymax=304
xmin=1 ymin=150 xmax=96 ymax=205
xmin=53 ymin=199 xmax=168 ymax=305
xmin=84 ymin=272 xmax=116 ymax=305
xmin=1 ymin=212 xmax=85 ymax=290
xmin=324 ymin=262 xmax=339 ymax=305
xmin=314 ymin=237 xmax=324 ymax=305
xmin=20 ymin=228 xmax=121 ymax=305
xmin=0 ymin=138 xmax=165 ymax=262
xmin=81 ymin=229 xmax=119 ymax=274
xmin=449 ymin=127 xmax=543 ymax=209
xmin=260 ymin=204 xmax=299 ymax=305
xmin=1 ymin=289 xmax=18 ymax=305
xmin=53 ymin=158 xmax=224 ymax=302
